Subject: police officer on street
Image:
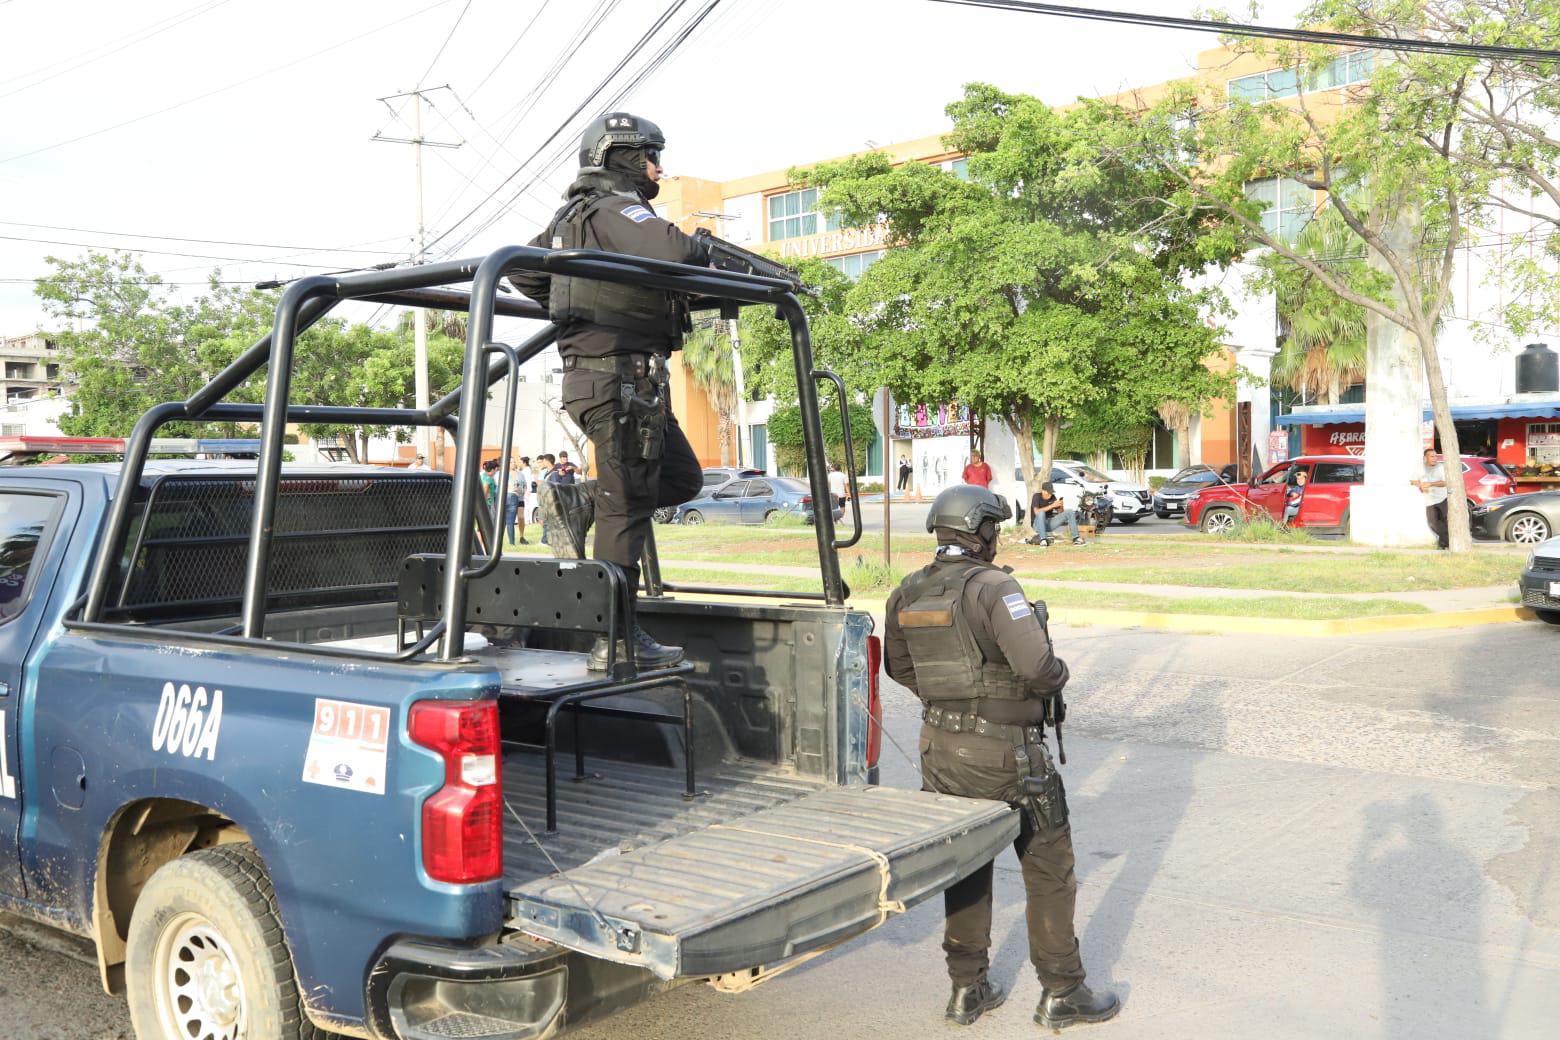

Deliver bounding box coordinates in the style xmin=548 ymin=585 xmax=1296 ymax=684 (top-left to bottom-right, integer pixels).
xmin=508 ymin=112 xmax=708 ymax=670
xmin=884 ymin=484 xmax=1121 ymax=1030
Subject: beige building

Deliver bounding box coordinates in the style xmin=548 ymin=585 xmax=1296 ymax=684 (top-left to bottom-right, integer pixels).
xmin=0 ymin=334 xmax=65 ymax=413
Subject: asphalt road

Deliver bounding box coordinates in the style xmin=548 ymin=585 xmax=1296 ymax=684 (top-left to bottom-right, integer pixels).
xmin=4 ymin=619 xmax=1557 ymax=1038
xmin=854 ymin=501 xmax=1196 ymax=536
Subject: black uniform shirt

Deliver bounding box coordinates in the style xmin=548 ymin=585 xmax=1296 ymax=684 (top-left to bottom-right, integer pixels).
xmin=884 ymin=552 xmax=1069 ymax=716
xmin=509 ymin=188 xmax=709 ymax=358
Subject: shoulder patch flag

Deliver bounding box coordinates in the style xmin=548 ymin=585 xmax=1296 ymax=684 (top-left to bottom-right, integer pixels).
xmin=1002 ymin=592 xmax=1033 ymax=621
xmin=621 ymin=204 xmax=655 ymax=224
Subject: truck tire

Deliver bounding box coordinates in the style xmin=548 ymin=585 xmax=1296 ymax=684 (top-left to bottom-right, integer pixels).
xmin=1536 ymin=609 xmax=1560 ymax=626
xmin=126 ymin=843 xmax=326 ymax=1040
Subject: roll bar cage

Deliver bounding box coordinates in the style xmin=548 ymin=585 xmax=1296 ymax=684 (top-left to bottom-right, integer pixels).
xmin=77 ymin=246 xmax=863 ymax=662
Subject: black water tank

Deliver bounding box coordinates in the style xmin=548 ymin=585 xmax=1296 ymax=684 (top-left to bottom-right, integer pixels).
xmin=1516 ymin=342 xmax=1558 ymax=394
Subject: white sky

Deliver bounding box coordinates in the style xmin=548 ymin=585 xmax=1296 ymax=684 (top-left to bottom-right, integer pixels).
xmin=0 ymin=0 xmax=1306 ymax=336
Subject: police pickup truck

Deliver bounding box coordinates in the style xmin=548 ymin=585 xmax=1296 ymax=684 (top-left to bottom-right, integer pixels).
xmin=0 ymin=244 xmax=1015 ymax=1040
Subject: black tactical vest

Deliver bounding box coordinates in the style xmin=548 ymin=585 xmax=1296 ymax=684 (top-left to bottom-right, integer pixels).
xmin=546 ymin=192 xmax=681 ymax=340
xmin=895 ymin=557 xmax=1026 ymax=703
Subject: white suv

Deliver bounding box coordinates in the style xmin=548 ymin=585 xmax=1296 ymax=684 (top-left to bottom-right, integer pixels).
xmin=995 ymin=461 xmax=1153 ymax=527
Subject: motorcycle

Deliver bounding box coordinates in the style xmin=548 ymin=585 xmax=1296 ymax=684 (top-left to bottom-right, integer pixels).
xmin=1080 ymin=489 xmax=1113 ymax=535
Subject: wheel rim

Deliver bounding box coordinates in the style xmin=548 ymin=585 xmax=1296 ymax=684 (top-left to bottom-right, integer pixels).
xmin=153 ymin=912 xmax=247 ymax=1040
xmin=684 ymin=511 xmax=703 ymax=526
xmin=1510 ymin=515 xmax=1550 ymax=544
xmin=1206 ymin=511 xmax=1235 ymax=534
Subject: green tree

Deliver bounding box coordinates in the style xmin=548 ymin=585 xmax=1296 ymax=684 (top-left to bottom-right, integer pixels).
xmin=736 ymin=258 xmax=863 ymax=406
xmin=791 ymin=84 xmax=1240 ymax=498
xmin=682 ymin=317 xmax=739 ymax=466
xmin=1267 ymin=209 xmax=1368 ymax=405
xmin=1149 ymin=4 xmax=1524 ymax=549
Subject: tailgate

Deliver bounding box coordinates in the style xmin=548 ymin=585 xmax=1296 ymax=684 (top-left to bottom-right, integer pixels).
xmin=508 ymin=786 xmax=1017 ymax=979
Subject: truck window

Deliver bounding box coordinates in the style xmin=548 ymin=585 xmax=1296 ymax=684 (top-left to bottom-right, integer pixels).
xmin=0 ymin=492 xmax=62 ymax=622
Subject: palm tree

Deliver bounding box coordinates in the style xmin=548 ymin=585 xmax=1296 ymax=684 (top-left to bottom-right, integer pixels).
xmin=1272 ymin=209 xmax=1367 ymax=404
xmin=682 ymin=318 xmax=739 ymax=466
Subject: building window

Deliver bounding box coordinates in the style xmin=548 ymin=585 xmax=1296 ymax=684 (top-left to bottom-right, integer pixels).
xmin=823 ymin=250 xmax=884 ymax=280
xmin=1528 ymin=422 xmax=1560 ymax=464
xmin=1228 ymin=51 xmax=1371 ymax=101
xmin=1244 ymin=176 xmax=1314 ymax=242
xmin=946 ymin=157 xmax=970 ymax=180
xmin=768 ymin=188 xmax=820 ymax=241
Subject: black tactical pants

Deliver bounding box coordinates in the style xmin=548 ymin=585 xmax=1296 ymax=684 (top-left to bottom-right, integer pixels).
xmin=920 ymin=725 xmax=1085 ymax=991
xmin=561 ymin=358 xmax=702 ymax=588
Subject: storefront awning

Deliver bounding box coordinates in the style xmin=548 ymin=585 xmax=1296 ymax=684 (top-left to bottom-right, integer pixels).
xmin=1277 ymin=401 xmax=1560 ymax=427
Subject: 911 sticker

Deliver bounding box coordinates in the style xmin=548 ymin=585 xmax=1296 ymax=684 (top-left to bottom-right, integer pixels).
xmin=1003 ymin=593 xmax=1033 ymax=620
xmin=302 ymin=698 xmax=390 ymax=795
xmin=620 ymin=204 xmax=655 ymax=223
xmin=151 ymin=682 xmax=224 ymax=761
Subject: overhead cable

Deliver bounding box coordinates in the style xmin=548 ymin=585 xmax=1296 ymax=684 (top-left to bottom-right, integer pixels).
xmin=417 ymin=0 xmax=477 ymax=88
xmin=0 ymin=0 xmax=458 ymax=166
xmin=925 ymin=0 xmax=1560 ymax=63
xmin=0 ymin=220 xmax=407 ymax=255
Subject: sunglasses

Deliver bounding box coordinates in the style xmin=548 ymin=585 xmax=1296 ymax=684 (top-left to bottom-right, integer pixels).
xmin=645 ymin=148 xmax=663 ymax=166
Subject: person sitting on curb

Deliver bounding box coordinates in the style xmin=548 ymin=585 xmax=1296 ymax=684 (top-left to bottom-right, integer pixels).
xmin=1029 ymin=482 xmax=1085 ymax=546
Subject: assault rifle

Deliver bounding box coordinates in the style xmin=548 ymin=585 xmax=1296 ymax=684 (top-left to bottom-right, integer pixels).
xmin=694 ymin=228 xmax=812 ymax=297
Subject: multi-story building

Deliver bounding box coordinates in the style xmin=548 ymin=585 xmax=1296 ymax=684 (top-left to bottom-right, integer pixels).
xmin=656 ymin=40 xmax=1559 ymax=494
xmin=0 ymin=334 xmax=65 ymax=409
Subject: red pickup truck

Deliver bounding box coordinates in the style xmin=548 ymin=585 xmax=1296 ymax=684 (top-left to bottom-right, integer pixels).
xmin=1185 ymin=454 xmax=1516 ymax=535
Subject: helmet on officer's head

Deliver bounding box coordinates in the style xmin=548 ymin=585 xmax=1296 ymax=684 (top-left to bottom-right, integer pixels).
xmin=925 ymin=484 xmax=1012 ymax=535
xmin=578 ymin=112 xmax=666 ymax=168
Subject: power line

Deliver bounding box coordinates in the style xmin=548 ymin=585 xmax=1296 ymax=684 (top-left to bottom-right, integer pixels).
xmin=0 ymin=0 xmax=235 ymax=101
xmin=467 ymin=0 xmax=555 ymax=100
xmin=0 ymin=220 xmax=406 ymax=256
xmin=0 ymin=0 xmax=457 ymax=166
xmin=0 ymin=232 xmax=362 ymax=269
xmin=417 ymin=0 xmax=477 ymax=88
xmin=925 ymin=1 xmax=1560 ymax=63
xmin=428 ymin=0 xmax=716 ymax=257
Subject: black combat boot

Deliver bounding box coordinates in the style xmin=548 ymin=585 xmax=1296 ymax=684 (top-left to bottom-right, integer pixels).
xmin=587 ymin=625 xmax=684 ymax=672
xmin=1034 ymin=982 xmax=1121 ymax=1031
xmin=945 ymin=977 xmax=1006 ymax=1026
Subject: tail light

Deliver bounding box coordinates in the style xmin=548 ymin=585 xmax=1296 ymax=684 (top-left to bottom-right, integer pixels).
xmin=801 ymin=495 xmax=813 ymax=507
xmin=409 ymin=700 xmax=502 ymax=884
xmin=866 ymin=635 xmax=883 ymax=770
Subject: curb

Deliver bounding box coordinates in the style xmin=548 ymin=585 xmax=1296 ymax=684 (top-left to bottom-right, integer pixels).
xmin=1044 ymin=604 xmax=1536 ymax=637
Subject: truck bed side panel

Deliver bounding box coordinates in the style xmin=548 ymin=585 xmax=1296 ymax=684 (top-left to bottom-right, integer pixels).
xmin=30 ymin=629 xmax=499 ymax=1028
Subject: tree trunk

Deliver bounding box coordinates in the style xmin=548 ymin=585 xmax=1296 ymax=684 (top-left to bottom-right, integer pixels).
xmin=1417 ymin=319 xmax=1469 ymax=551
xmin=1013 ymin=413 xmax=1038 ymax=529
xmin=1039 ymin=415 xmax=1060 ymax=487
xmin=718 ymin=414 xmax=733 ymax=467
xmin=342 ymin=432 xmax=361 ymax=465
xmin=1326 ymin=369 xmax=1342 ymax=406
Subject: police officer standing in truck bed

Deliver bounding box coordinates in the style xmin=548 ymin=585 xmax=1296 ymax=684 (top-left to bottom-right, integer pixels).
xmin=884 ymin=484 xmax=1121 ymax=1030
xmin=507 ymin=112 xmax=708 ymax=671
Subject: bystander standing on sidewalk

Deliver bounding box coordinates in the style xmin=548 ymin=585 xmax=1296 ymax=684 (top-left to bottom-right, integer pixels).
xmin=827 ymin=462 xmax=850 ymax=524
xmin=961 ymin=450 xmax=993 ymax=488
xmin=897 ymin=455 xmax=913 ymax=492
xmin=1413 ymin=448 xmax=1450 ymax=549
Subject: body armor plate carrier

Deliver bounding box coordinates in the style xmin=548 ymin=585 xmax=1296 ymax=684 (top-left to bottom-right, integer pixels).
xmin=547 ymin=192 xmax=681 ymax=340
xmin=896 ymin=557 xmax=1027 ymax=704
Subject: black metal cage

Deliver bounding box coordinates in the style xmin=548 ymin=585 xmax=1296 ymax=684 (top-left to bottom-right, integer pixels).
xmin=75 ymin=245 xmax=861 ymax=661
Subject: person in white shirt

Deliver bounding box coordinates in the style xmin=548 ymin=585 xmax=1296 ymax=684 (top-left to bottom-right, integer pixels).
xmin=827 ymin=462 xmax=850 ymax=523
xmin=507 ymin=457 xmax=532 ymax=545
xmin=408 ymin=453 xmax=429 ymax=471
xmin=1412 ymin=447 xmax=1450 ymax=549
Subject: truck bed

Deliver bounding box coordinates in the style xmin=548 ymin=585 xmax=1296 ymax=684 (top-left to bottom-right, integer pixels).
xmin=501 ymin=748 xmax=824 ymax=883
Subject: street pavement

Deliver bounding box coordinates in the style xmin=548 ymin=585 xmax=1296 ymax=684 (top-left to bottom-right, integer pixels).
xmin=855 ymin=499 xmax=1196 ymax=536
xmin=3 ymin=621 xmax=1557 ymax=1038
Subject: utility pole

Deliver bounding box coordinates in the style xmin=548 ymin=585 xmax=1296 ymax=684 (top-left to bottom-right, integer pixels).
xmin=373 ymin=86 xmax=462 ymax=465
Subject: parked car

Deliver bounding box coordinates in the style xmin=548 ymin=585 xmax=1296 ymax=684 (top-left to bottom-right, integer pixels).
xmin=1471 ymin=490 xmax=1560 ymax=544
xmin=1153 ymin=464 xmax=1239 ymax=518
xmin=1000 ymin=462 xmax=1148 ymax=527
xmin=654 ymin=468 xmax=766 ymax=523
xmin=1054 ymin=460 xmax=1153 ymax=523
xmin=1185 ymin=455 xmax=1514 ymax=535
xmin=1518 ymin=536 xmax=1560 ymax=624
xmin=674 ymin=475 xmax=843 ymax=526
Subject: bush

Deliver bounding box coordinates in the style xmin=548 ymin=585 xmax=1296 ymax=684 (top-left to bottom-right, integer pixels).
xmin=843 ymin=554 xmax=909 ymax=593
xmin=1148 ymin=475 xmax=1168 ymax=490
xmin=1213 ymin=510 xmax=1319 ymax=544
xmin=767 ymin=401 xmax=873 ymax=476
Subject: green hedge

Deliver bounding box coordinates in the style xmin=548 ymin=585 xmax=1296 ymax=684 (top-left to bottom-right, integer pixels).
xmin=767 ymin=401 xmax=873 ymax=476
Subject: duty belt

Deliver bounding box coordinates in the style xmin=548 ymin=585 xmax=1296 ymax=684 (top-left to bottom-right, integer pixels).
xmin=562 ymin=353 xmax=669 ymax=382
xmin=922 ymin=705 xmax=1043 ymax=747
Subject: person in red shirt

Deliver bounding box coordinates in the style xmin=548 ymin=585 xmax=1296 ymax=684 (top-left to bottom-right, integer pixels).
xmin=961 ymin=450 xmax=994 ymax=488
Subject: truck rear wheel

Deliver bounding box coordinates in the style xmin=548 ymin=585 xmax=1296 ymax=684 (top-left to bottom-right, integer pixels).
xmin=126 ymin=843 xmax=324 ymax=1040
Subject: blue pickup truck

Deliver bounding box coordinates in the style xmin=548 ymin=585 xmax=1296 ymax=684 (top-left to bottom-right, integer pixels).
xmin=0 ymin=245 xmax=1015 ymax=1040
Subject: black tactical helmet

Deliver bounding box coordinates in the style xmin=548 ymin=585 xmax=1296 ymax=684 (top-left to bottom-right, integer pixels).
xmin=578 ymin=112 xmax=666 ymax=168
xmin=925 ymin=484 xmax=1012 ymax=534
